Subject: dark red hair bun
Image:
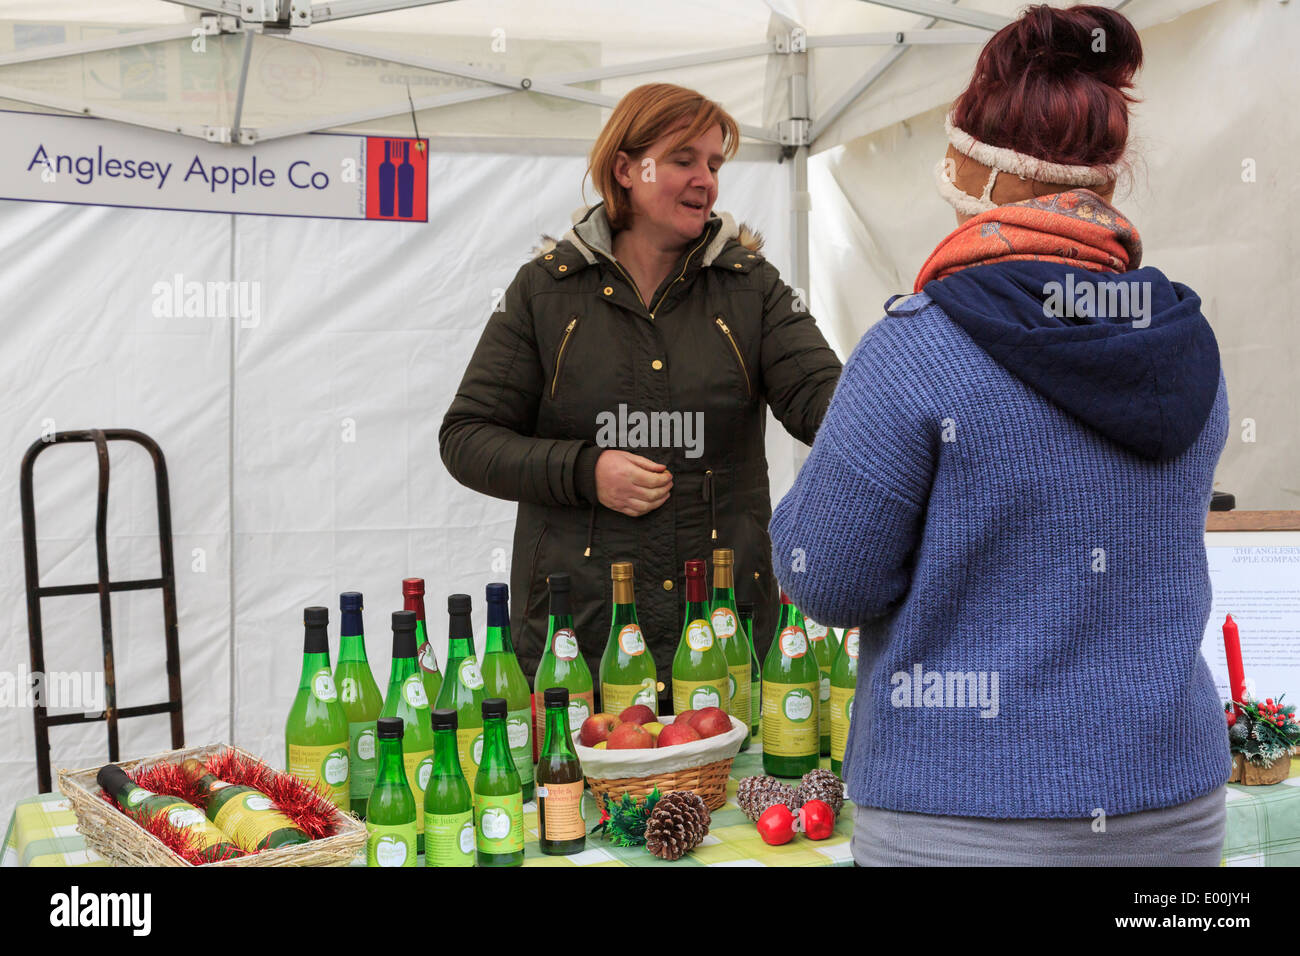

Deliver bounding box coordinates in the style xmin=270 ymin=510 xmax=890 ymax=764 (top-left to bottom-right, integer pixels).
xmin=952 ymin=4 xmax=1143 ymax=168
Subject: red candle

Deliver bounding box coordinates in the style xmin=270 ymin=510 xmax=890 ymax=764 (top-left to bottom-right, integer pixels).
xmin=1223 ymin=614 xmax=1247 ymax=717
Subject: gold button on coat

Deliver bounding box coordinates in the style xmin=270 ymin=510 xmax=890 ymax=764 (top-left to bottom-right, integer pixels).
xmin=651 ymin=360 xmax=663 ymax=370
xmin=558 ymin=264 xmax=568 ymax=272
xmin=663 ymin=579 xmax=674 ymax=591
xmin=603 ymin=286 xmax=613 ymax=295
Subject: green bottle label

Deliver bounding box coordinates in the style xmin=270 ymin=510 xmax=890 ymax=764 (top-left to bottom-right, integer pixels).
xmin=830 ymin=685 xmax=854 ymax=763
xmin=475 ymin=792 xmax=524 ymax=853
xmin=673 ymin=678 xmax=727 ymax=714
xmin=402 ymin=749 xmax=436 ymax=836
xmin=366 ymin=821 xmax=416 ymax=867
xmin=762 ymin=680 xmax=818 ymax=757
xmin=348 ymin=722 xmax=377 ymax=800
xmin=601 ymin=680 xmax=658 ymax=716
xmin=424 ymin=810 xmax=475 ymax=866
xmin=402 ymin=673 xmax=430 ymax=709
xmin=507 ymin=708 xmax=533 ymax=785
xmin=310 ymin=669 xmax=338 ymax=702
xmin=458 ymin=658 xmax=485 ymax=689
xmin=287 ymin=742 xmax=349 ymax=810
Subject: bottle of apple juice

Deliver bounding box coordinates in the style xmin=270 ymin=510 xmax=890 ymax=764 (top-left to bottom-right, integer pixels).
xmin=738 ymin=600 xmax=761 ymax=745
xmin=801 ymin=610 xmax=835 ymax=757
xmin=365 ymin=717 xmax=417 ymax=867
xmin=830 ymin=626 xmax=860 ymax=776
xmin=481 ymin=582 xmax=534 ymax=802
xmin=672 ymin=559 xmax=729 ymax=716
xmin=599 ymin=561 xmax=658 ymax=717
xmin=762 ymin=593 xmax=819 ymax=777
xmin=533 ymin=573 xmax=595 ymax=751
xmin=710 ymin=548 xmax=749 ymax=750
xmin=379 ymin=610 xmax=436 ymax=853
xmin=475 ymin=698 xmax=524 ymax=867
xmin=424 ymin=708 xmax=475 ymax=867
xmin=434 ymin=594 xmax=486 ymax=781
xmin=334 ymin=591 xmax=383 ymax=818
xmin=285 ymin=606 xmax=350 ymax=811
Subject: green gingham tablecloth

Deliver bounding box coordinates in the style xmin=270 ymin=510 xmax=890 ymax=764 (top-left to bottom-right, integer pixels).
xmin=6 ymin=746 xmax=1297 ymax=867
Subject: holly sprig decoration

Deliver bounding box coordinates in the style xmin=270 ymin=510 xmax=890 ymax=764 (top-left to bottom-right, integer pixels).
xmin=1230 ymin=695 xmax=1300 ymax=768
xmin=590 ymin=788 xmax=662 ymax=847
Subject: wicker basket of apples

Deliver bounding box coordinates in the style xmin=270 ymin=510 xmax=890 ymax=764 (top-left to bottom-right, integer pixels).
xmin=573 ymin=705 xmax=747 ymax=812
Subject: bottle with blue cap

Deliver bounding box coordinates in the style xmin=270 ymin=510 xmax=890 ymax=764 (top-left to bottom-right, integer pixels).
xmin=480 ymin=582 xmax=534 ymax=802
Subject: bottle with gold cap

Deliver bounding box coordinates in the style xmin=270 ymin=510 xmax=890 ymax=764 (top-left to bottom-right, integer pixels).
xmin=598 ymin=562 xmax=658 ymax=717
xmin=709 ymin=548 xmax=750 ymax=750
xmin=672 ymin=559 xmax=729 ymax=716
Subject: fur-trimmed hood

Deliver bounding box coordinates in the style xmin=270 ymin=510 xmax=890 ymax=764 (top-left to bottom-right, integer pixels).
xmin=532 ymin=203 xmax=765 ymax=267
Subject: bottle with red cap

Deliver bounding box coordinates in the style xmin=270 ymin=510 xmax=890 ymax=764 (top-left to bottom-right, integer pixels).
xmin=762 ymin=592 xmax=819 ymax=777
xmin=403 ymin=577 xmax=443 ymax=707
xmin=671 ymin=559 xmax=729 ymax=717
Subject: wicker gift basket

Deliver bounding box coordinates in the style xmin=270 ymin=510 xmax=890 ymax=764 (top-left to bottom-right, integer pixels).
xmin=58 ymin=743 xmax=366 ymax=867
xmin=572 ymin=715 xmax=748 ymax=812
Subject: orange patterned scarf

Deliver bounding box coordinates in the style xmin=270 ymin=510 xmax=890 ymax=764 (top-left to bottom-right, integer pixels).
xmin=914 ymin=189 xmax=1142 ymax=292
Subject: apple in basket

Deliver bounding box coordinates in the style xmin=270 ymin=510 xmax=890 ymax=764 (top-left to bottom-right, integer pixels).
xmin=687 ymin=707 xmax=732 ymax=739
xmin=618 ymin=704 xmax=657 ymax=726
xmin=656 ymin=722 xmax=701 ymax=748
xmin=579 ymin=713 xmax=619 ymax=747
xmin=605 ymin=723 xmax=655 ymax=750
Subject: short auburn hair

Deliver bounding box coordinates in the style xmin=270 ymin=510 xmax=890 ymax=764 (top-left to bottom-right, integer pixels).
xmin=586 ymin=84 xmax=741 ymax=231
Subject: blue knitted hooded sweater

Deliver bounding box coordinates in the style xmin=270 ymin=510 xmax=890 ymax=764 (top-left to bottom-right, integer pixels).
xmin=769 ymin=260 xmax=1231 ymax=819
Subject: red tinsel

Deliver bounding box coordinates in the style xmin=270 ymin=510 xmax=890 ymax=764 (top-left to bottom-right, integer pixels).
xmin=97 ymin=747 xmax=343 ymax=863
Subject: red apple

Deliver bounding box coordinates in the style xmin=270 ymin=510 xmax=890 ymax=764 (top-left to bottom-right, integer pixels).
xmin=673 ymin=710 xmax=697 ymax=730
xmin=579 ymin=713 xmax=619 ymax=747
xmin=606 ymin=722 xmax=655 ymax=750
xmin=618 ymin=704 xmax=657 ymax=726
xmin=688 ymin=707 xmax=732 ymax=739
xmin=657 ymin=722 xmax=702 ymax=748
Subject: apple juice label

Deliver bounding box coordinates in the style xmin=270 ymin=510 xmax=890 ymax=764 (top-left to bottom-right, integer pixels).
xmin=402 ymin=673 xmax=429 ymax=709
xmin=673 ymin=677 xmax=728 ymax=715
xmin=474 ymin=792 xmax=524 ymax=854
xmin=287 ymin=742 xmax=350 ymax=810
xmin=213 ymin=792 xmax=300 ymax=851
xmin=348 ymin=721 xmax=377 ymax=800
xmin=507 ymin=707 xmax=534 ymax=788
xmin=536 ymin=780 xmax=585 ymax=841
xmin=728 ymin=665 xmax=750 ymax=724
xmin=830 ymin=685 xmax=854 ymax=764
xmin=144 ymin=799 xmax=230 ymax=852
xmin=534 ymin=690 xmax=594 ymax=752
xmin=424 ymin=810 xmax=475 ymax=866
xmin=805 ymin=620 xmax=828 ymax=642
xmin=685 ymin=619 xmax=714 ymax=651
xmin=778 ymin=626 xmax=807 ymax=658
xmin=456 ymin=726 xmax=484 ymax=780
xmin=601 ymin=680 xmax=658 ymax=717
xmin=366 ymin=821 xmax=417 ymax=867
xmin=762 ymin=680 xmax=818 ymax=758
xmin=618 ymin=624 xmax=646 ymax=655
xmin=310 ymin=668 xmax=338 ymax=702
xmin=402 ymin=748 xmax=436 ymax=837
xmin=552 ymin=628 xmax=579 ymax=661
xmin=710 ymin=608 xmax=737 ymax=639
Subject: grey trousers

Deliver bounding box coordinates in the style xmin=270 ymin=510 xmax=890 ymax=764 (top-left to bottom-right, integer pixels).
xmin=851 ymin=784 xmax=1227 ymax=866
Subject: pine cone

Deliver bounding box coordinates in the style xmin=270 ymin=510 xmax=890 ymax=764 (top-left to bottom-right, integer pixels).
xmin=645 ymin=790 xmax=711 ymax=861
xmin=737 ymin=775 xmax=803 ymax=822
xmin=797 ymin=768 xmax=845 ymax=817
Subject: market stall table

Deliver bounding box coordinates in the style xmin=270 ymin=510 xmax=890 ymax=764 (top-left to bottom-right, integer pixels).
xmin=7 ymin=748 xmax=1293 ymax=866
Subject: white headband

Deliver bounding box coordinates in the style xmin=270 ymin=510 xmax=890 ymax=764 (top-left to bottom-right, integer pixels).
xmin=935 ymin=111 xmax=1121 ymax=215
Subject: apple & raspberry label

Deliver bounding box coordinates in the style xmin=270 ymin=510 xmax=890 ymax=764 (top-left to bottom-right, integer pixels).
xmin=474 ymin=792 xmax=524 ymax=853
xmin=424 ymin=810 xmax=475 ymax=866
xmin=804 ymin=619 xmax=829 ymax=642
xmin=618 ymin=624 xmax=646 ymax=656
xmin=844 ymin=628 xmax=860 ymax=658
xmin=401 ymin=748 xmax=437 ymax=837
xmin=552 ymin=628 xmax=579 ymax=661
xmin=830 ymin=685 xmax=854 ymax=764
xmin=536 ymin=780 xmax=585 ymax=841
xmin=778 ymin=626 xmax=807 ymax=658
xmin=366 ymin=822 xmax=416 ymax=867
xmin=710 ymin=608 xmax=737 ymax=639
xmin=287 ymin=742 xmax=350 ymax=810
xmin=601 ymin=680 xmax=658 ymax=717
xmin=761 ymin=680 xmax=818 ymax=758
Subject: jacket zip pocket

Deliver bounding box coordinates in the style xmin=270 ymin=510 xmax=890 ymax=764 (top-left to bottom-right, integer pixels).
xmin=714 ymin=316 xmax=752 ymax=399
xmin=550 ymin=315 xmax=580 ymax=399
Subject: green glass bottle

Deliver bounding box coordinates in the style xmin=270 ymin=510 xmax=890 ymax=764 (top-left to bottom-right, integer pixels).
xmin=379 ymin=610 xmax=436 ymax=853
xmin=366 ymin=717 xmax=417 ymax=867
xmin=672 ymin=559 xmax=729 ymax=715
xmin=801 ymin=610 xmax=835 ymax=757
xmin=481 ymin=582 xmax=534 ymax=802
xmin=97 ymin=764 xmax=242 ymax=862
xmin=285 ymin=606 xmax=350 ymax=811
xmin=424 ymin=708 xmax=475 ymax=867
xmin=433 ymin=594 xmax=486 ymax=782
xmin=533 ymin=573 xmax=595 ymax=750
xmin=830 ymin=626 xmax=860 ymax=776
xmin=404 ymin=577 xmax=444 ymax=708
xmin=599 ymin=562 xmax=658 ymax=717
xmin=179 ymin=758 xmax=310 ymax=852
xmin=738 ymin=600 xmax=761 ymax=745
xmin=334 ymin=591 xmax=383 ymax=818
xmin=710 ymin=549 xmax=749 ymax=750
xmin=537 ymin=686 xmax=585 ymax=855
xmin=474 ymin=697 xmax=524 ymax=867
xmin=761 ymin=592 xmax=820 ymax=778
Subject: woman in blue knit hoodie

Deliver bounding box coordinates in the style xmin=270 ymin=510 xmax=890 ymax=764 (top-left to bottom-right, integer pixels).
xmin=769 ymin=5 xmax=1231 ymax=865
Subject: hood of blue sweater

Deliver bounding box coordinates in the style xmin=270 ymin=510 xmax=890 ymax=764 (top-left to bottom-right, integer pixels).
xmin=922 ymin=261 xmax=1221 ymax=461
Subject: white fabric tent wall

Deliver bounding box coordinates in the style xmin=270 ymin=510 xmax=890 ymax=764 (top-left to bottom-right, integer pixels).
xmin=0 ymin=150 xmax=791 ymax=813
